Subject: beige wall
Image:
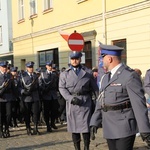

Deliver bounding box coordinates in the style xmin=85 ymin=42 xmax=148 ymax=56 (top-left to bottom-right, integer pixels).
xmin=106 ymin=7 xmax=150 ymax=76
xmin=12 ymin=0 xmax=150 ymax=76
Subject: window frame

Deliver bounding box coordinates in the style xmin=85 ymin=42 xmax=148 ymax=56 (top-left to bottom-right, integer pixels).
xmin=18 ymin=0 xmax=24 ymax=21
xmin=0 ymin=26 xmax=2 ymax=45
xmin=30 ymin=0 xmax=37 ymax=17
xmin=44 ymin=0 xmax=52 ymax=10
xmin=112 ymin=39 xmax=127 ymax=64
xmin=38 ymin=48 xmax=59 ymax=69
xmin=0 ymin=0 xmax=1 ymax=10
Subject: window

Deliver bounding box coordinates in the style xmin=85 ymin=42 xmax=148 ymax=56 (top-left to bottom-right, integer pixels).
xmin=38 ymin=48 xmax=59 ymax=70
xmin=18 ymin=0 xmax=24 ymax=20
xmin=44 ymin=0 xmax=52 ymax=10
xmin=112 ymin=39 xmax=127 ymax=64
xmin=83 ymin=41 xmax=92 ymax=69
xmin=30 ymin=0 xmax=37 ymax=16
xmin=0 ymin=26 xmax=2 ymax=45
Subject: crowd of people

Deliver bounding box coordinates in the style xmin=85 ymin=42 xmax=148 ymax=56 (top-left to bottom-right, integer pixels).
xmin=0 ymin=60 xmax=67 ymax=138
xmin=1 ymin=43 xmax=150 ymax=150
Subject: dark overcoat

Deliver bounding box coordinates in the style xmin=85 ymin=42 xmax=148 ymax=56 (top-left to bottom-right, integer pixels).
xmin=19 ymin=71 xmax=40 ymax=102
xmin=0 ymin=72 xmax=14 ymax=102
xmin=39 ymin=71 xmax=58 ymax=100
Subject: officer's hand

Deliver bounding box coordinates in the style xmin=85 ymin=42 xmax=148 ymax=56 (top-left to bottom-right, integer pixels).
xmin=71 ymin=97 xmax=81 ymax=106
xmin=21 ymin=89 xmax=31 ymax=96
xmin=90 ymin=126 xmax=97 ymax=140
xmin=140 ymin=133 xmax=150 ymax=148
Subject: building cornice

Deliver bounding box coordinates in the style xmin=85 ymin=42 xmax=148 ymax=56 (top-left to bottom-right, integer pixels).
xmin=0 ymin=52 xmax=13 ymax=57
xmin=12 ymin=0 xmax=150 ymax=43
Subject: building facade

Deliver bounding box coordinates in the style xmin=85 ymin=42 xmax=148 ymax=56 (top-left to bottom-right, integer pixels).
xmin=0 ymin=0 xmax=13 ymax=64
xmin=12 ymin=0 xmax=150 ymax=76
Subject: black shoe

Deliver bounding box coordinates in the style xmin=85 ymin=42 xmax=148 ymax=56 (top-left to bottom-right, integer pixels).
xmin=33 ymin=129 xmax=40 ymax=135
xmin=5 ymin=130 xmax=10 ymax=138
xmin=47 ymin=126 xmax=52 ymax=132
xmin=51 ymin=124 xmax=58 ymax=129
xmin=27 ymin=128 xmax=32 ymax=135
xmin=0 ymin=132 xmax=5 ymax=138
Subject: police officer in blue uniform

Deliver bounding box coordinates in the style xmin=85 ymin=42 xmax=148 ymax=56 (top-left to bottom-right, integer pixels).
xmin=0 ymin=61 xmax=15 ymax=138
xmin=19 ymin=61 xmax=40 ymax=135
xmin=90 ymin=43 xmax=150 ymax=150
xmin=39 ymin=61 xmax=59 ymax=132
xmin=59 ymin=51 xmax=99 ymax=150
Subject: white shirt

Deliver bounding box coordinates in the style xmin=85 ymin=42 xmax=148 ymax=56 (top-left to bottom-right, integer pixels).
xmin=110 ymin=63 xmax=122 ymax=78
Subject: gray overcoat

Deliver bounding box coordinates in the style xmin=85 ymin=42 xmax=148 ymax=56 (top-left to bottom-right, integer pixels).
xmin=59 ymin=66 xmax=99 ymax=133
xmin=90 ymin=64 xmax=150 ymax=139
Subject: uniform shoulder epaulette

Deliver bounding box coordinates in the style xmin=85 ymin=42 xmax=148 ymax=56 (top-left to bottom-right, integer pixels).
xmin=65 ymin=68 xmax=71 ymax=72
xmin=125 ymin=66 xmax=134 ymax=72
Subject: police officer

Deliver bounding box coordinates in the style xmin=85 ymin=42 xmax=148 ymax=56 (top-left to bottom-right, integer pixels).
xmin=90 ymin=43 xmax=150 ymax=150
xmin=59 ymin=51 xmax=99 ymax=150
xmin=0 ymin=61 xmax=15 ymax=138
xmin=39 ymin=61 xmax=59 ymax=132
xmin=10 ymin=67 xmax=20 ymax=127
xmin=19 ymin=61 xmax=40 ymax=135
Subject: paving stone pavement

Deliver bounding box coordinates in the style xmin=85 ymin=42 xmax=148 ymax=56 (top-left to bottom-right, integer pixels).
xmin=0 ymin=123 xmax=149 ymax=150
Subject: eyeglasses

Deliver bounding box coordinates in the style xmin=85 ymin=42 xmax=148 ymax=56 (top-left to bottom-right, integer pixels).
xmin=101 ymin=54 xmax=107 ymax=58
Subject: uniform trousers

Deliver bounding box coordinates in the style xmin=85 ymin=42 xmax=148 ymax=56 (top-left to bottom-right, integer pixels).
xmin=43 ymin=99 xmax=59 ymax=125
xmin=24 ymin=101 xmax=39 ymax=128
xmin=0 ymin=102 xmax=11 ymax=130
xmin=72 ymin=132 xmax=90 ymax=144
xmin=11 ymin=100 xmax=19 ymax=126
xmin=107 ymin=135 xmax=136 ymax=150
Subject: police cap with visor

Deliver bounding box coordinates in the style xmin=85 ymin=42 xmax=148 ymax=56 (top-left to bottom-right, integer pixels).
xmin=70 ymin=51 xmax=82 ymax=59
xmin=10 ymin=67 xmax=18 ymax=72
xmin=0 ymin=61 xmax=9 ymax=67
xmin=26 ymin=61 xmax=34 ymax=67
xmin=99 ymin=43 xmax=124 ymax=57
xmin=46 ymin=60 xmax=53 ymax=66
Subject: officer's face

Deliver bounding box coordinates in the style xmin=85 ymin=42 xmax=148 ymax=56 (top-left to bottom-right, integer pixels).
xmin=46 ymin=65 xmax=52 ymax=71
xmin=26 ymin=66 xmax=34 ymax=73
xmin=0 ymin=66 xmax=7 ymax=73
xmin=11 ymin=71 xmax=17 ymax=76
xmin=70 ymin=58 xmax=81 ymax=67
xmin=102 ymin=55 xmax=111 ymax=71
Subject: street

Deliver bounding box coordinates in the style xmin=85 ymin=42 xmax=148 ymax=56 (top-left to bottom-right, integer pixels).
xmin=0 ymin=123 xmax=149 ymax=150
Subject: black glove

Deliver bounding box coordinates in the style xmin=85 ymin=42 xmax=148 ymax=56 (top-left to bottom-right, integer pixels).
xmin=140 ymin=133 xmax=150 ymax=148
xmin=21 ymin=89 xmax=31 ymax=96
xmin=71 ymin=97 xmax=81 ymax=106
xmin=90 ymin=126 xmax=97 ymax=140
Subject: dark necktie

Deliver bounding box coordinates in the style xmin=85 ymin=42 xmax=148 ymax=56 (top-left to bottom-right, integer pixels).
xmin=74 ymin=68 xmax=78 ymax=75
xmin=30 ymin=74 xmax=33 ymax=81
xmin=48 ymin=72 xmax=52 ymax=78
xmin=104 ymin=72 xmax=111 ymax=86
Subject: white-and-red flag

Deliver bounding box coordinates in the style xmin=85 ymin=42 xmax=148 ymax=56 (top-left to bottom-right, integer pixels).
xmin=58 ymin=30 xmax=70 ymax=42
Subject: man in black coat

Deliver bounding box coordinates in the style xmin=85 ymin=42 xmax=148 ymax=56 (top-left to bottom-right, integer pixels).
xmin=0 ymin=61 xmax=15 ymax=138
xmin=19 ymin=61 xmax=40 ymax=135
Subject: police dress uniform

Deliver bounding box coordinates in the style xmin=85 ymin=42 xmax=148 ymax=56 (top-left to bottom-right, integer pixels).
xmin=59 ymin=51 xmax=99 ymax=150
xmin=0 ymin=61 xmax=15 ymax=138
xmin=10 ymin=67 xmax=20 ymax=127
xmin=39 ymin=61 xmax=59 ymax=132
xmin=90 ymin=44 xmax=150 ymax=150
xmin=19 ymin=61 xmax=40 ymax=135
